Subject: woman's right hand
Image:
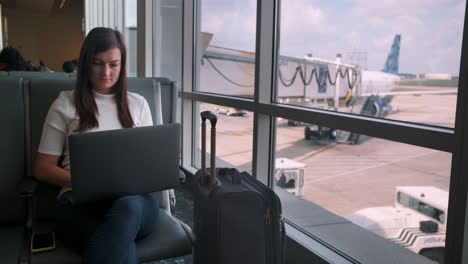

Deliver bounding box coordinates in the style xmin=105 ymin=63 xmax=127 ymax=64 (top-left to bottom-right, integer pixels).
xmin=35 ymin=153 xmax=72 ymax=188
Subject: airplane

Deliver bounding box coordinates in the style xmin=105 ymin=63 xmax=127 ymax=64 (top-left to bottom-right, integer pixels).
xmin=200 ymin=33 xmax=405 ymax=104
xmin=301 ymin=34 xmax=457 ymax=143
xmin=360 ymin=34 xmax=402 ymax=96
xmin=201 ymin=33 xmax=457 ymax=144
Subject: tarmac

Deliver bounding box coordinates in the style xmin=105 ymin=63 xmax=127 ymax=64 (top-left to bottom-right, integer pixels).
xmin=199 ymin=92 xmax=456 ymax=217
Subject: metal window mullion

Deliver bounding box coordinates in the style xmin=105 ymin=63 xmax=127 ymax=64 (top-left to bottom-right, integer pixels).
xmin=181 ymin=0 xmax=195 ymax=170
xmin=102 ymin=0 xmax=109 ymax=28
xmin=83 ymin=0 xmax=89 ymax=34
xmin=252 ymin=0 xmax=278 ymax=185
xmin=93 ymin=0 xmax=98 ymax=28
xmin=192 ymin=0 xmax=203 ymax=169
xmin=178 ymin=91 xmax=255 ymax=112
xmin=446 ymin=3 xmax=468 ymax=263
xmin=89 ymin=0 xmax=94 ymax=30
xmin=108 ymin=0 xmax=114 ymax=29
xmin=258 ymin=103 xmax=454 ymax=152
xmin=152 ymin=0 xmax=162 ymax=77
xmin=0 ymin=4 xmax=3 ymax=50
xmin=179 ymin=91 xmax=454 ymax=152
xmin=92 ymin=1 xmax=96 ymax=29
xmin=137 ymin=0 xmax=153 ymax=77
xmin=97 ymin=0 xmax=103 ymax=26
xmin=117 ymin=0 xmax=124 ymax=34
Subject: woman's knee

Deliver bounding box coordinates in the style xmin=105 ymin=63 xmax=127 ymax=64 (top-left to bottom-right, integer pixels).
xmin=110 ymin=195 xmax=145 ymax=218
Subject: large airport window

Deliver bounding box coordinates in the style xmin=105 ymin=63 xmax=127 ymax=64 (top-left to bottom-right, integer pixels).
xmin=192 ymin=102 xmax=253 ymax=174
xmin=274 ymin=117 xmax=450 ymax=262
xmin=275 ymin=0 xmax=465 ymax=129
xmin=196 ymin=0 xmax=257 ymax=97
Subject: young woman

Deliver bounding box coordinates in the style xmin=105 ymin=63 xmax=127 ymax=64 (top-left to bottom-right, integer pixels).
xmin=35 ymin=27 xmax=158 ymax=264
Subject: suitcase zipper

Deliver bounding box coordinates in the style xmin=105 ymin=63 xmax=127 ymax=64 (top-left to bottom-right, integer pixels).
xmin=265 ymin=208 xmax=271 ymax=224
xmin=279 ymin=215 xmax=284 ymax=232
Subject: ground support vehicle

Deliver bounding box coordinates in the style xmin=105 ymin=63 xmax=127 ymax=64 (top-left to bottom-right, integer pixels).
xmin=274 ymin=158 xmax=305 ymax=197
xmin=346 ymin=186 xmax=448 ymax=263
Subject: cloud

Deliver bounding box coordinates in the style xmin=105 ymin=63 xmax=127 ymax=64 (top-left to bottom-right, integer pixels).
xmin=279 ymin=0 xmax=332 ymax=58
xmin=343 ymin=0 xmax=463 ymax=74
xmin=201 ymin=0 xmax=257 ymax=51
xmin=352 ymin=0 xmax=450 ymax=15
xmin=280 ymin=0 xmax=329 ymax=35
xmin=200 ymin=0 xmax=464 ymax=74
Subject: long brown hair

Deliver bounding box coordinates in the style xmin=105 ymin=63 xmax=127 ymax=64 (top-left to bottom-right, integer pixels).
xmin=74 ymin=27 xmax=134 ymax=133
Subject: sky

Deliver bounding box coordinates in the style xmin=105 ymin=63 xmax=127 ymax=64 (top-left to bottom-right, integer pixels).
xmin=124 ymin=0 xmax=465 ymax=75
xmin=200 ymin=0 xmax=466 ymax=75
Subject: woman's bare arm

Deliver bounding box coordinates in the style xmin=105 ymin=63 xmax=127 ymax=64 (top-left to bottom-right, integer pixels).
xmin=35 ymin=153 xmax=71 ymax=188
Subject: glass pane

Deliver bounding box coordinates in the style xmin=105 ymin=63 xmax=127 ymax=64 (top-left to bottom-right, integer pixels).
xmin=124 ymin=0 xmax=137 ymax=77
xmin=275 ymin=117 xmax=450 ymax=263
xmin=153 ymin=0 xmax=183 ymax=83
xmin=192 ymin=102 xmax=253 ymax=174
xmin=197 ymin=1 xmax=257 ymax=97
xmin=276 ymin=1 xmax=464 ymax=128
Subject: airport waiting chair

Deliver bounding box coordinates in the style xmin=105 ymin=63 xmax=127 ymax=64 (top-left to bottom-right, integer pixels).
xmin=26 ymin=78 xmax=193 ymax=263
xmin=153 ymin=77 xmax=178 ymax=125
xmin=0 ymin=77 xmax=28 ymax=263
xmin=0 ymin=71 xmax=8 ymax=76
xmin=9 ymin=71 xmax=69 ymax=79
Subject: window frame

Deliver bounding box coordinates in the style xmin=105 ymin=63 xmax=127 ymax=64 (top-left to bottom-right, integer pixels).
xmin=138 ymin=0 xmax=468 ymax=262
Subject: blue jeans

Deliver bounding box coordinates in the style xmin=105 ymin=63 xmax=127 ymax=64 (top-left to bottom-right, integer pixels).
xmin=55 ymin=192 xmax=159 ymax=264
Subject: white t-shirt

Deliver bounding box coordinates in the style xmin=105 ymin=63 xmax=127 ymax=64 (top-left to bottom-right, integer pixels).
xmin=38 ymin=90 xmax=153 ymax=195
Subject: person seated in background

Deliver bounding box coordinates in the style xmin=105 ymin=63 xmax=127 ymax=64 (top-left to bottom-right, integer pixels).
xmin=62 ymin=59 xmax=78 ymax=73
xmin=0 ymin=46 xmax=33 ymax=71
xmin=27 ymin=60 xmax=52 ymax=72
xmin=71 ymin=59 xmax=78 ymax=68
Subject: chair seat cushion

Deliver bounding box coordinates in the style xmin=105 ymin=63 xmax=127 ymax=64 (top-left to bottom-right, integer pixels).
xmin=31 ymin=209 xmax=192 ymax=264
xmin=0 ymin=225 xmax=25 ymax=264
xmin=137 ymin=209 xmax=192 ymax=262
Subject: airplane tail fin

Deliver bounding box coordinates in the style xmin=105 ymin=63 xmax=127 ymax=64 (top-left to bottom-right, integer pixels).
xmin=382 ymin=34 xmax=401 ymax=74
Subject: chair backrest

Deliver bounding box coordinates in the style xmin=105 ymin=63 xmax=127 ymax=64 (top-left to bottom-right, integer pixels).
xmin=154 ymin=77 xmax=178 ymax=124
xmin=128 ymin=78 xmax=162 ymax=125
xmin=0 ymin=71 xmax=8 ymax=77
xmin=0 ymin=77 xmax=25 ymax=224
xmin=9 ymin=71 xmax=69 ymax=79
xmin=28 ymin=78 xmax=169 ymax=220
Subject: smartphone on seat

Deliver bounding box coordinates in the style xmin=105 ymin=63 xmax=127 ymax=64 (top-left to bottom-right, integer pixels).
xmin=31 ymin=232 xmax=56 ymax=253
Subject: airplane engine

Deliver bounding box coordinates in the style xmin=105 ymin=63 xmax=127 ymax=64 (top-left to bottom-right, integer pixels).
xmin=373 ymin=98 xmax=392 ymax=117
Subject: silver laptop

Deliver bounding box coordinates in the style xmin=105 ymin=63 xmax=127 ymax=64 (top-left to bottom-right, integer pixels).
xmin=69 ymin=124 xmax=180 ymax=205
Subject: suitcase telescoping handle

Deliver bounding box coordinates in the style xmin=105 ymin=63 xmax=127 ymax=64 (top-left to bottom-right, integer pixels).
xmin=201 ymin=111 xmax=217 ymax=187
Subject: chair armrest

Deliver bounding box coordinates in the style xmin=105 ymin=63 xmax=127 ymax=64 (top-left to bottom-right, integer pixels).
xmin=179 ymin=169 xmax=186 ymax=183
xmin=17 ymin=177 xmax=38 ymax=198
xmin=173 ymin=217 xmax=195 ymax=244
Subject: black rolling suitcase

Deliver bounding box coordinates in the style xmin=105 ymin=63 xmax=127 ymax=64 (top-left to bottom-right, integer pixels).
xmin=193 ymin=111 xmax=286 ymax=264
